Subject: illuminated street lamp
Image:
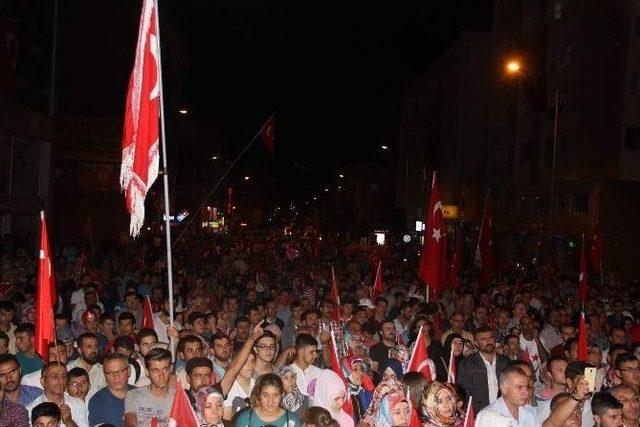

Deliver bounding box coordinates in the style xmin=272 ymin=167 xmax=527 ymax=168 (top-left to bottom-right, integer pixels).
xmin=178 ymin=108 xmax=188 ymax=115
xmin=244 ymin=176 xmax=250 ymax=181
xmin=338 ymin=174 xmax=344 ymax=179
xmin=211 ymin=156 xmax=218 ymax=160
xmin=505 ymin=60 xmax=521 ymax=74
xmin=381 ymin=145 xmax=389 ymax=150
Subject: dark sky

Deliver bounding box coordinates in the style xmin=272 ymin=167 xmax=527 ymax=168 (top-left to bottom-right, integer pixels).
xmin=57 ymin=0 xmax=492 ymax=191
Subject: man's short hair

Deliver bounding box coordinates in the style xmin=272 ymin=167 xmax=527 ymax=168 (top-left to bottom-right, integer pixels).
xmin=144 ymin=348 xmax=172 ymax=368
xmin=41 ymin=361 xmax=67 ymax=378
xmin=0 ymin=301 xmax=15 ymax=312
xmin=103 ymin=352 xmax=129 ymax=365
xmin=187 ymin=311 xmax=207 ymax=325
xmin=295 ymin=333 xmax=318 ymax=350
xmin=100 ymin=312 xmax=115 ymax=323
xmin=137 ymin=328 xmax=158 ymax=345
xmin=615 ymin=352 xmax=638 ymax=370
xmin=234 ymin=316 xmax=250 ymax=327
xmin=185 ymin=357 xmax=213 ymax=375
xmin=177 ymin=335 xmax=202 ymax=354
xmin=118 ymin=311 xmax=136 ymax=323
xmin=77 ymin=332 xmax=97 ymax=346
xmin=15 ymin=322 xmax=35 ymax=336
xmin=591 ymin=392 xmax=623 ymax=416
xmin=210 ymin=332 xmax=230 ymax=345
xmin=31 ymin=402 xmax=61 ymax=424
xmin=0 ymin=332 xmax=9 ymax=343
xmin=563 ymin=338 xmax=578 ymax=352
xmin=547 ymin=355 xmax=568 ymax=371
xmin=498 ymin=364 xmax=527 ymax=385
xmin=301 ymin=310 xmax=320 ymax=322
xmin=375 ymin=296 xmax=388 ymax=306
xmin=0 ymin=354 xmax=19 ymax=368
xmin=123 ymin=291 xmax=139 ymax=301
xmin=550 ymin=392 xmax=573 ymax=411
xmin=67 ymin=367 xmax=89 ymax=381
xmin=113 ymin=335 xmax=135 ymax=351
xmin=566 ymin=361 xmax=588 ymax=380
xmin=473 ymin=325 xmax=494 ymax=337
xmin=506 ymin=359 xmax=533 ymax=375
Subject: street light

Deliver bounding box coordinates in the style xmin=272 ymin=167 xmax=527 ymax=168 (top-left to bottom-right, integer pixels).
xmin=338 ymin=174 xmax=344 ymax=179
xmin=505 ymin=60 xmax=521 ymax=74
xmin=381 ymin=145 xmax=389 ymax=150
xmin=211 ymin=156 xmax=218 ymax=160
xmin=244 ymin=176 xmax=250 ymax=181
xmin=178 ymin=108 xmax=188 ymax=115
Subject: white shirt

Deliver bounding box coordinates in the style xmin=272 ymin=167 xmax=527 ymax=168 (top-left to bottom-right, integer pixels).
xmin=66 ymin=359 xmax=106 ymax=400
xmin=289 ymin=362 xmax=322 ymax=397
xmin=536 ymin=395 xmax=593 ymax=427
xmin=21 ymin=369 xmax=43 ymax=388
xmin=481 ymin=353 xmax=500 ymax=404
xmin=26 ymin=392 xmax=89 ymax=427
xmin=476 ymin=396 xmax=538 ymax=427
xmin=519 ymin=335 xmax=545 ymax=382
xmin=223 ymin=378 xmax=254 ymax=411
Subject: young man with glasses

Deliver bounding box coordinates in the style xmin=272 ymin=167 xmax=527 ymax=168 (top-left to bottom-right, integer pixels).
xmin=88 ymin=353 xmax=133 ymax=427
xmin=253 ymin=331 xmax=278 ymax=378
xmin=615 ymin=353 xmax=640 ymax=394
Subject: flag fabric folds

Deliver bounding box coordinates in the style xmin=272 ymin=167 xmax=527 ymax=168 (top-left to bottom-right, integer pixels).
xmin=418 ymin=172 xmax=447 ymax=296
xmin=329 ymin=328 xmax=354 ymax=418
xmin=142 ymin=295 xmax=155 ymax=330
xmin=330 ymin=267 xmax=341 ymax=321
xmin=372 ymin=261 xmax=383 ymax=300
xmin=406 ymin=325 xmax=433 ymax=381
xmin=463 ymin=396 xmax=475 ymax=427
xmin=260 ymin=115 xmax=275 ymax=156
xmin=35 ymin=211 xmax=56 ymax=362
xmin=168 ymin=382 xmax=198 ymax=427
xmin=120 ymin=0 xmax=160 ymax=237
xmin=475 ymin=191 xmax=494 ymax=285
xmin=577 ymin=311 xmax=588 ymax=362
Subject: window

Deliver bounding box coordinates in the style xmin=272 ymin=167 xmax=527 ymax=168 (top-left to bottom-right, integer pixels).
xmin=572 ymin=194 xmax=589 ymax=215
xmin=625 ymin=126 xmax=640 ymax=150
xmin=632 ymin=72 xmax=640 ymax=92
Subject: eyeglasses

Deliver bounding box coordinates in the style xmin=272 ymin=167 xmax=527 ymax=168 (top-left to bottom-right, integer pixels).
xmin=0 ymin=367 xmax=18 ymax=379
xmin=68 ymin=380 xmax=89 ymax=387
xmin=620 ymin=367 xmax=640 ymax=375
xmin=105 ymin=367 xmax=129 ymax=377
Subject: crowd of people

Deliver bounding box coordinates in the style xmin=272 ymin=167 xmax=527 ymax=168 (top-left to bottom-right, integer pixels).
xmin=0 ymin=228 xmax=638 ymax=427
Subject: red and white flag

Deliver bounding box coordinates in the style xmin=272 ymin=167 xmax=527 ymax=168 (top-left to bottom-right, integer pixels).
xmin=120 ymin=0 xmax=160 ymax=237
xmin=168 ymin=382 xmax=198 ymax=427
xmin=418 ymin=172 xmax=447 ymax=296
xmin=330 ymin=267 xmax=341 ymax=321
xmin=475 ymin=190 xmax=494 ymax=285
xmin=463 ymin=396 xmax=475 ymax=427
xmin=329 ymin=328 xmax=354 ymax=417
xmin=142 ymin=295 xmax=155 ymax=330
xmin=260 ymin=115 xmax=275 ymax=156
xmin=578 ymin=235 xmax=587 ymax=303
xmin=35 ymin=211 xmax=56 ymax=362
xmin=406 ymin=325 xmax=433 ymax=381
xmin=371 ymin=261 xmax=383 ymax=300
xmin=590 ymin=227 xmax=602 ymax=274
xmin=447 ymin=347 xmax=456 ymax=383
xmin=577 ymin=311 xmax=588 ymax=362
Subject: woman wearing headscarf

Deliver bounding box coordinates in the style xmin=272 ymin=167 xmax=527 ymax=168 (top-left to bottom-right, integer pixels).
xmin=195 ymin=387 xmax=232 ymax=427
xmin=340 ymin=357 xmax=373 ymax=423
xmin=420 ymin=382 xmax=463 ymax=427
xmin=374 ymin=392 xmax=411 ymax=427
xmin=441 ymin=333 xmax=464 ymax=382
xmin=360 ymin=358 xmax=405 ymax=427
xmin=310 ymin=369 xmax=354 ymax=427
xmin=275 ymin=365 xmax=308 ymax=418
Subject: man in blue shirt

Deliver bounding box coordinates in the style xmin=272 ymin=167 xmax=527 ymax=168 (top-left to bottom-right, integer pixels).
xmin=0 ymin=354 xmax=42 ymax=407
xmin=88 ymin=353 xmax=134 ymax=427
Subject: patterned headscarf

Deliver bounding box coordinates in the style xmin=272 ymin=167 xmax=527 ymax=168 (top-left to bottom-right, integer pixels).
xmin=421 ymin=382 xmax=462 ymax=427
xmin=375 ymin=392 xmax=408 ymax=427
xmin=195 ymin=387 xmax=224 ymax=427
xmin=275 ymin=365 xmax=306 ymax=412
xmin=361 ymin=376 xmax=405 ymax=426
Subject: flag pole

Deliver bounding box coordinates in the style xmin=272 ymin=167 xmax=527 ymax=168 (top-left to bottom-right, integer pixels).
xmin=153 ymin=0 xmax=176 ymax=360
xmin=172 ymin=113 xmax=273 ymax=249
xmin=475 ymin=187 xmax=490 ymax=282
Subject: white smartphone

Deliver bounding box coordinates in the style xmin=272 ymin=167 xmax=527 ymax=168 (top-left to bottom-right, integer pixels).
xmin=584 ymin=367 xmax=597 ymax=392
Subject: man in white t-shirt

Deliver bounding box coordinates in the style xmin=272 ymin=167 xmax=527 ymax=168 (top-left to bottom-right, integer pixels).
xmin=289 ymin=333 xmax=322 ymax=398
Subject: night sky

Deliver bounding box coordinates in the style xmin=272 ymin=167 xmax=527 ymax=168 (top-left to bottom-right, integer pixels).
xmin=57 ymin=0 xmax=492 ymax=192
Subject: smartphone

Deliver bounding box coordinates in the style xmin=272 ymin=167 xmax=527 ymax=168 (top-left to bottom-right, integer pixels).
xmin=584 ymin=367 xmax=597 ymax=392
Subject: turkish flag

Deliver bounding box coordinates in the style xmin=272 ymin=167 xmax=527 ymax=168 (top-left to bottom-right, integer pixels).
xmin=330 ymin=267 xmax=341 ymax=321
xmin=463 ymin=396 xmax=475 ymax=427
xmin=577 ymin=311 xmax=588 ymax=362
xmin=590 ymin=227 xmax=602 ymax=274
xmin=168 ymin=382 xmax=198 ymax=427
xmin=329 ymin=328 xmax=354 ymax=418
xmin=521 ymin=347 xmax=531 ymax=363
xmin=142 ymin=295 xmax=155 ymax=330
xmin=578 ymin=235 xmax=587 ymax=303
xmin=418 ymin=172 xmax=446 ymax=295
xmin=372 ymin=261 xmax=383 ymax=300
xmin=475 ymin=191 xmax=494 ymax=285
xmin=406 ymin=325 xmax=433 ymax=381
xmin=260 ymin=115 xmax=275 ymax=156
xmin=408 ymin=388 xmax=421 ymax=427
xmin=35 ymin=211 xmax=56 ymax=362
xmin=120 ymin=0 xmax=160 ymax=237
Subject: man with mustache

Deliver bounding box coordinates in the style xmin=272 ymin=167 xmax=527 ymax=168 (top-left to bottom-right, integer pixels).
xmin=457 ymin=325 xmax=509 ymax=414
xmin=0 ymin=354 xmax=42 ymax=406
xmin=66 ymin=333 xmax=105 ymax=400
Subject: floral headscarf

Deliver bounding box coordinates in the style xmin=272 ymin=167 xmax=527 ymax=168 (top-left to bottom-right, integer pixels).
xmin=421 ymin=381 xmax=462 ymax=427
xmin=375 ymin=392 xmax=408 ymax=427
xmin=275 ymin=365 xmax=306 ymax=412
xmin=361 ymin=374 xmax=405 ymax=426
xmin=195 ymin=387 xmax=224 ymax=427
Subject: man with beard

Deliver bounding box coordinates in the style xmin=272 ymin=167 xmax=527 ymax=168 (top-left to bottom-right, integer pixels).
xmin=209 ymin=332 xmax=232 ymax=380
xmin=0 ymin=354 xmax=42 ymax=406
xmin=66 ymin=333 xmax=105 ymax=399
xmin=26 ymin=362 xmax=89 ymax=427
xmin=457 ymin=326 xmax=509 ymax=413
